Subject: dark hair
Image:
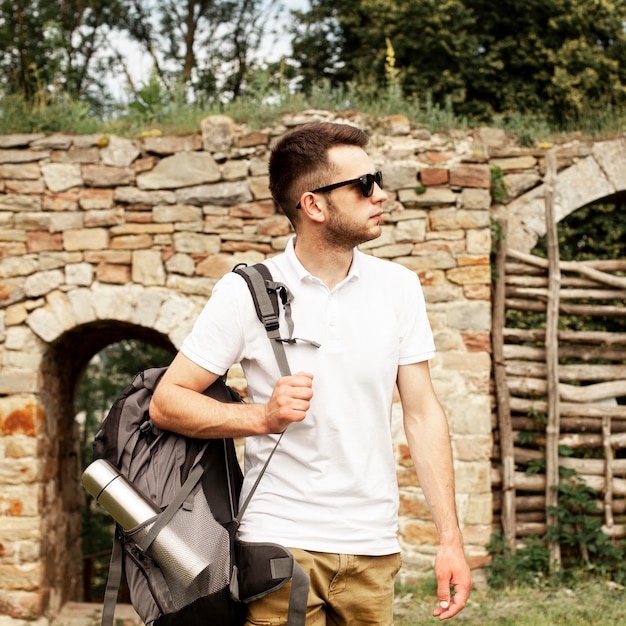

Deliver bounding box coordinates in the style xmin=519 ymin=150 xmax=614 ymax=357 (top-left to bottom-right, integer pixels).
xmin=268 ymin=122 xmax=369 ymax=227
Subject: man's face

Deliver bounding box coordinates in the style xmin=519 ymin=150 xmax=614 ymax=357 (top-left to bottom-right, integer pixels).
xmin=320 ymin=145 xmax=387 ymax=249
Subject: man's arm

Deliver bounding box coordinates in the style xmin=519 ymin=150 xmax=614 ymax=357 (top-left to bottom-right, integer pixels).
xmin=397 ymin=361 xmax=472 ymax=621
xmin=149 ymin=351 xmax=314 ymax=438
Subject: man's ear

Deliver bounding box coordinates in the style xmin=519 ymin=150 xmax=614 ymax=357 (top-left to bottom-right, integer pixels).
xmin=299 ymin=193 xmax=326 ymax=223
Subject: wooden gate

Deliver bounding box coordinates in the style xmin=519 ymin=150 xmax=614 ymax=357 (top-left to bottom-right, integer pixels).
xmin=491 ymin=153 xmax=626 ymax=562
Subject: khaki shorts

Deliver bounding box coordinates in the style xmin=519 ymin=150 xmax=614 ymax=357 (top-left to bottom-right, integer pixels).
xmin=245 ymin=548 xmax=402 ymax=626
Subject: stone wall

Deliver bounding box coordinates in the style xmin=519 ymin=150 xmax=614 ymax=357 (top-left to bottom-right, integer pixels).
xmin=1 ymin=109 xmax=621 ymax=622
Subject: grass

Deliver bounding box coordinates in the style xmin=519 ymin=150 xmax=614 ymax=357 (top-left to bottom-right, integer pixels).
xmin=2 ymin=76 xmax=626 ymax=147
xmin=394 ymin=577 xmax=626 ymax=625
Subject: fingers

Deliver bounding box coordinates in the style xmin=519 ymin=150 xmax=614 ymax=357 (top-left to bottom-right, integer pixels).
xmin=431 ymin=549 xmax=472 ymax=621
xmin=264 ymin=372 xmax=314 ymax=433
xmin=432 ymin=581 xmax=471 ymax=620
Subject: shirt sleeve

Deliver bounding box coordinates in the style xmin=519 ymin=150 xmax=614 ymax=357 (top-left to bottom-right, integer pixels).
xmin=180 ymin=272 xmax=248 ymax=374
xmin=397 ymin=269 xmax=436 ymax=365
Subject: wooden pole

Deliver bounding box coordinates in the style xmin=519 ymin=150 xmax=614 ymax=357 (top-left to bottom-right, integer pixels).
xmin=544 ymin=149 xmax=562 ymax=569
xmin=492 ymin=219 xmax=517 ymax=551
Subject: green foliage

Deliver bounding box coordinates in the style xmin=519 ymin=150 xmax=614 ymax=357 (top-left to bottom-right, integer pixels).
xmin=535 ymin=203 xmax=626 ymax=264
xmin=0 ymin=0 xmax=130 ymax=105
xmin=487 ymin=476 xmax=626 ymax=589
xmin=486 ymin=532 xmax=551 ymax=588
xmin=76 ymin=339 xmax=174 ymax=470
xmin=287 ymin=0 xmax=626 ymax=128
xmin=0 ymin=93 xmax=102 ymax=134
xmin=490 ymin=166 xmax=508 ymax=203
xmin=546 ymin=477 xmax=626 ymax=584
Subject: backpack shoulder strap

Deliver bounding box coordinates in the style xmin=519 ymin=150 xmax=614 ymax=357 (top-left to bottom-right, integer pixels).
xmin=233 ymin=263 xmax=292 ymax=378
xmin=100 ymin=531 xmax=124 ymax=626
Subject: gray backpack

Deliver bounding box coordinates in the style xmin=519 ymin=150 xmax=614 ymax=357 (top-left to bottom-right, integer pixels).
xmin=81 ymin=264 xmax=309 ymax=626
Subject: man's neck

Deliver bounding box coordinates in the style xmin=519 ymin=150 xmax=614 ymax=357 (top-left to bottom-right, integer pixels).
xmin=293 ymin=236 xmax=354 ymax=290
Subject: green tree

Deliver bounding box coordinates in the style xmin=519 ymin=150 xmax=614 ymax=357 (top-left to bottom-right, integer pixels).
xmin=286 ymin=0 xmax=626 ymax=125
xmin=123 ymin=0 xmax=280 ymax=102
xmin=75 ymin=339 xmax=174 ymax=470
xmin=0 ymin=0 xmax=130 ymax=104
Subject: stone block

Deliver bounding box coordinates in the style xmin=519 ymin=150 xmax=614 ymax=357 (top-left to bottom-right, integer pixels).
xmin=0 ymin=163 xmax=40 ymax=180
xmin=154 ymin=293 xmax=197 ymax=335
xmin=48 ymin=212 xmax=83 ymax=233
xmin=466 ymin=228 xmax=491 ymax=254
xmin=221 ymin=159 xmax=249 ymax=180
xmin=398 ymin=187 xmax=456 ymax=207
xmin=132 ymin=250 xmax=166 ymax=286
xmin=5 ymin=179 xmax=45 ymax=194
xmin=65 ymin=263 xmax=93 ymax=286
xmin=255 ymin=215 xmax=291 ymax=237
xmin=137 ymin=152 xmax=220 ymax=190
xmin=395 ymin=218 xmax=426 ymax=243
xmin=0 ymin=256 xmax=39 ymax=280
xmin=26 ymin=232 xmax=63 ymax=253
xmin=166 ymin=274 xmax=216 ymax=298
xmin=63 ymin=228 xmax=109 ymax=251
xmin=153 ymin=204 xmax=203 ymax=223
xmin=24 ymin=270 xmax=64 ymax=298
xmin=453 ymin=435 xmax=493 ymax=463
xmin=79 ymin=188 xmax=114 ymax=210
xmin=96 ymin=263 xmax=132 ymax=284
xmin=91 ymin=283 xmax=135 ymax=321
xmin=67 ymin=289 xmax=97 ymax=325
xmin=173 ymin=232 xmax=221 ymax=254
xmin=143 ymin=135 xmax=203 ymax=155
xmin=461 ymin=187 xmax=491 ymax=209
xmin=400 ymin=519 xmax=439 ymax=546
xmin=0 ymin=397 xmax=44 ymax=437
xmin=384 ymin=160 xmax=419 ymax=190
xmin=490 ymin=155 xmax=537 ymax=171
xmin=449 ymin=164 xmax=490 ymax=188
xmin=40 ymin=163 xmax=82 ymax=192
xmin=128 ymin=288 xmax=166 ymax=328
xmin=420 ymin=167 xmax=449 ymax=186
xmin=0 ymin=149 xmax=49 ymax=164
xmin=82 ymin=164 xmax=134 ymax=187
xmin=463 ymin=284 xmax=491 ymax=300
xmin=446 ymin=265 xmax=491 ymax=285
xmin=114 ymin=187 xmax=177 ymax=205
xmin=177 ymin=181 xmax=253 ymax=207
xmin=100 ymin=136 xmax=141 ymax=168
xmin=0 ymin=194 xmax=42 ymax=211
xmin=201 ymin=115 xmax=234 ymax=152
xmin=0 ymin=589 xmax=48 ymax=621
xmin=248 ymin=175 xmax=271 ymax=200
xmin=110 ymin=234 xmax=153 ymax=250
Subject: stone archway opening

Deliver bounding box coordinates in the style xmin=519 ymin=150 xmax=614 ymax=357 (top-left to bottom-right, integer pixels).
xmin=38 ymin=321 xmax=175 ymax=609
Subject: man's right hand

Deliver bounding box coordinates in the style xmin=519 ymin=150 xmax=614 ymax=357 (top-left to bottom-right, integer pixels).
xmin=264 ymin=372 xmax=314 ymax=433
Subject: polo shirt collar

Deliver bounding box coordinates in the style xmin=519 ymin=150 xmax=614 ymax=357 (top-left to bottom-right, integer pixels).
xmin=284 ymin=236 xmax=361 ymax=287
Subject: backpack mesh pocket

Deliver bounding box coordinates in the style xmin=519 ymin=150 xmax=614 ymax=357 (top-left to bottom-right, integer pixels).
xmin=147 ymin=488 xmax=232 ymax=611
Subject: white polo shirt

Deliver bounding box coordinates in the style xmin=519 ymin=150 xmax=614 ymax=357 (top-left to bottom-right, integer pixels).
xmin=181 ymin=237 xmax=436 ymax=555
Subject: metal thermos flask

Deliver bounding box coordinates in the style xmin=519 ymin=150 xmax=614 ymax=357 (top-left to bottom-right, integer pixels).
xmin=81 ymin=458 xmax=210 ymax=587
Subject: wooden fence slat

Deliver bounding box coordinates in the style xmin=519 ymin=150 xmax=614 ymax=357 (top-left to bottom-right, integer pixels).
xmin=492 ymin=218 xmax=517 ymax=551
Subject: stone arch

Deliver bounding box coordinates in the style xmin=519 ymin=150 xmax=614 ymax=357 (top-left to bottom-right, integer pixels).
xmin=505 ymin=138 xmax=626 ymax=253
xmin=4 ymin=283 xmax=195 ymax=617
xmin=40 ymin=321 xmax=175 ymax=607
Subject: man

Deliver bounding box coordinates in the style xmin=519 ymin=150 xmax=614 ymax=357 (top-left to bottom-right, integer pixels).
xmin=150 ymin=122 xmax=472 ymax=624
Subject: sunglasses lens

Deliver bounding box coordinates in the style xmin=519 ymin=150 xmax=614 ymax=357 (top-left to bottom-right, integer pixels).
xmin=360 ymin=171 xmax=383 ymax=197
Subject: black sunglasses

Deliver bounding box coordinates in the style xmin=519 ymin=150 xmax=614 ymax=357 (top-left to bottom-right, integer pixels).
xmin=296 ymin=170 xmax=384 ymax=209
